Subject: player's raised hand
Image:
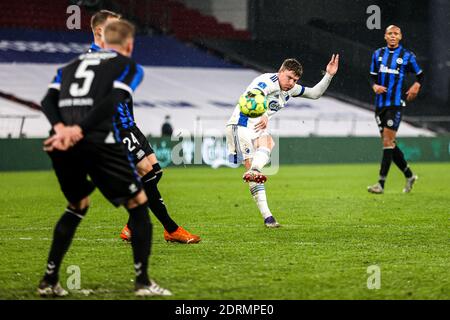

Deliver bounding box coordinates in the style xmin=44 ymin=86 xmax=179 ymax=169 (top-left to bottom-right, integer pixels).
xmin=326 ymin=54 xmax=339 ymax=76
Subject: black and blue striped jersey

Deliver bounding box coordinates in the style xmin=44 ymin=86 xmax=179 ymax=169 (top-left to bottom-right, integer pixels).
xmin=111 ymin=60 xmax=143 ymax=129
xmin=370 ymin=45 xmax=422 ymax=108
xmin=87 ymin=43 xmax=144 ymax=130
xmin=47 ymin=49 xmax=143 ymax=142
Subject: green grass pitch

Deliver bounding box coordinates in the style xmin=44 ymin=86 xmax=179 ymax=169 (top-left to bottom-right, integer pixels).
xmin=0 ymin=163 xmax=449 ymax=300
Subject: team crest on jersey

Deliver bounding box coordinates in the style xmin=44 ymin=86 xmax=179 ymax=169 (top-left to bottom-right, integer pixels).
xmin=378 ymin=57 xmax=383 ymax=62
xmin=268 ymin=100 xmax=281 ymax=111
xmin=387 ymin=120 xmax=394 ymax=127
xmin=396 ymin=58 xmax=404 ymax=65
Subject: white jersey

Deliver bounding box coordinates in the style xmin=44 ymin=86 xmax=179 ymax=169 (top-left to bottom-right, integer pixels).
xmin=227 ymin=73 xmax=305 ymax=129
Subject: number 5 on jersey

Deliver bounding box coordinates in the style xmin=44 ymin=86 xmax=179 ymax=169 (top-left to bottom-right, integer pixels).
xmin=69 ymin=59 xmax=101 ymax=97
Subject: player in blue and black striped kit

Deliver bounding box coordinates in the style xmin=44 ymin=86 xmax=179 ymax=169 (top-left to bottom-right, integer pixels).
xmin=88 ymin=10 xmax=200 ymax=244
xmin=367 ymin=25 xmax=423 ymax=194
xmin=38 ymin=20 xmax=172 ymax=297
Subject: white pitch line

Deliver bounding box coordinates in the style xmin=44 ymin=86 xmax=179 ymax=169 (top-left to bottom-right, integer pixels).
xmin=0 ymin=224 xmax=308 ymax=232
xmin=0 ymin=237 xmax=117 ymax=242
xmin=0 ymin=237 xmax=318 ymax=246
xmin=0 ymin=225 xmax=122 ymax=232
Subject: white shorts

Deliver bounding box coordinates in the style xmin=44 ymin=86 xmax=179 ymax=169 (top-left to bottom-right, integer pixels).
xmin=225 ymin=124 xmax=269 ymax=164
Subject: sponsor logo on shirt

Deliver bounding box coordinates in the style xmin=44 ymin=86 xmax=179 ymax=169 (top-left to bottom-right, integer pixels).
xmin=379 ymin=64 xmax=399 ymax=75
xmin=257 ymin=82 xmax=267 ymax=89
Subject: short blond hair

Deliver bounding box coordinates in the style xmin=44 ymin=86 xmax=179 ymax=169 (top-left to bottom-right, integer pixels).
xmin=104 ymin=20 xmax=136 ymax=46
xmin=90 ymin=10 xmax=121 ymax=31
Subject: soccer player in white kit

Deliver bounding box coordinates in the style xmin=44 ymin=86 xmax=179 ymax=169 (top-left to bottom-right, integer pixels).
xmin=226 ymin=55 xmax=339 ymax=227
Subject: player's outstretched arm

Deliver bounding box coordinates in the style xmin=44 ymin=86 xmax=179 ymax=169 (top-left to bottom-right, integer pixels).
xmin=301 ymin=54 xmax=339 ymax=100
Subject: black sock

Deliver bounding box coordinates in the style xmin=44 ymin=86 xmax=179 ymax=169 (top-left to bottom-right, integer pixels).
xmin=141 ymin=170 xmax=179 ymax=233
xmin=393 ymin=146 xmax=413 ymax=178
xmin=43 ymin=207 xmax=87 ymax=284
xmin=127 ymin=203 xmax=152 ymax=286
xmin=378 ymin=148 xmax=394 ymax=188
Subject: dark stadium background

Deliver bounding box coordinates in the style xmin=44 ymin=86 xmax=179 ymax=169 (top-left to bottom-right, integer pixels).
xmin=1 ymin=0 xmax=449 ymax=130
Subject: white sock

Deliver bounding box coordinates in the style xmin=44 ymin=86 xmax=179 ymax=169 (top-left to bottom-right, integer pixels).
xmin=249 ymin=182 xmax=272 ymax=219
xmin=250 ymin=147 xmax=271 ymax=172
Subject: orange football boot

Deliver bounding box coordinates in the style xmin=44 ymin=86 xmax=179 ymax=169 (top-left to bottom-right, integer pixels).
xmin=164 ymin=227 xmax=201 ymax=244
xmin=120 ymin=224 xmax=131 ymax=242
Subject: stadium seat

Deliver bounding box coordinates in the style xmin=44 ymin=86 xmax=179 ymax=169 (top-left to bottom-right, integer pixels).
xmin=0 ymin=0 xmax=91 ymax=31
xmin=127 ymin=0 xmax=251 ymax=41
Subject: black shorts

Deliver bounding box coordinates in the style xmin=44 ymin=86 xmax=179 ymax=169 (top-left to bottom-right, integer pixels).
xmin=119 ymin=126 xmax=154 ymax=164
xmin=48 ymin=141 xmax=142 ymax=207
xmin=375 ymin=107 xmax=403 ymax=132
